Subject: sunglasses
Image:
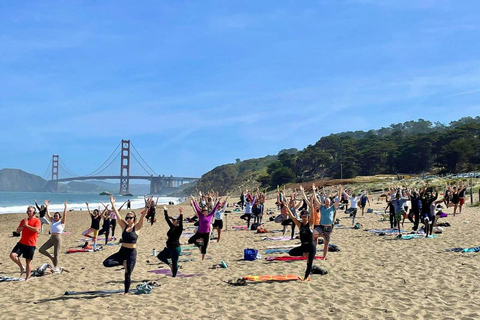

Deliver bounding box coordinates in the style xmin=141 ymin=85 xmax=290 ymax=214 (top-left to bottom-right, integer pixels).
xmin=125 ymin=216 xmax=135 ymax=220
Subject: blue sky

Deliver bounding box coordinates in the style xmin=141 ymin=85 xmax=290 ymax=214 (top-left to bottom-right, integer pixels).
xmin=1 ymin=0 xmax=479 ymax=180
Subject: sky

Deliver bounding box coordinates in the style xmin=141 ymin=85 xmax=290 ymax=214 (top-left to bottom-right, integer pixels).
xmin=1 ymin=0 xmax=480 ymax=180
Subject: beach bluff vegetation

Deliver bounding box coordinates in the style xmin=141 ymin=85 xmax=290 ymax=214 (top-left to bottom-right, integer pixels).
xmin=193 ymin=117 xmax=480 ymax=194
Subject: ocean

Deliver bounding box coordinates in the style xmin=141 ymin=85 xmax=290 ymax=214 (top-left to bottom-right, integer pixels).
xmin=0 ymin=191 xmax=185 ymax=214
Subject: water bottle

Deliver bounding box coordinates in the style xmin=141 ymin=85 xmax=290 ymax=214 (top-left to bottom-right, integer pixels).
xmin=152 ymin=248 xmax=156 ymax=256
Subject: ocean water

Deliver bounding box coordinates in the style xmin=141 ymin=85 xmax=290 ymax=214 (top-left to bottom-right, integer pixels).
xmin=0 ymin=191 xmax=185 ymax=214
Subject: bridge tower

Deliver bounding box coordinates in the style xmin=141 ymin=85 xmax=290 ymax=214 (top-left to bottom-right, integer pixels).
xmin=119 ymin=140 xmax=131 ymax=195
xmin=51 ymin=155 xmax=59 ymax=192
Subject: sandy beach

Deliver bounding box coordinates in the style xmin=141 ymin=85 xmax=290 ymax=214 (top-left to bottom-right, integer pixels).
xmin=1 ymin=193 xmax=480 ymax=320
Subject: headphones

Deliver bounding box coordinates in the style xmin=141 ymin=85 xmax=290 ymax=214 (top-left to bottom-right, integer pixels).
xmin=26 ymin=206 xmax=36 ymax=214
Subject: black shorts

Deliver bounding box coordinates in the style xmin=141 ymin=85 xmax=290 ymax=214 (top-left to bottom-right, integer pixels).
xmin=11 ymin=242 xmax=35 ymax=260
xmin=212 ymin=219 xmax=223 ymax=229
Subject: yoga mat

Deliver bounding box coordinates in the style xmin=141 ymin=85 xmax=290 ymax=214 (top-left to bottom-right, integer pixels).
xmin=261 ymin=236 xmax=293 ymax=241
xmin=181 ymin=233 xmax=195 ymax=238
xmin=243 ymin=274 xmax=300 ymax=282
xmin=0 ymin=277 xmax=25 ymax=282
xmin=265 ymin=256 xmax=325 ymax=261
xmin=266 ymin=244 xmax=298 ymax=249
xmin=265 ymin=247 xmax=328 ymax=254
xmin=147 ymin=269 xmax=204 ymax=278
xmin=401 ymin=234 xmax=438 ymax=240
xmin=232 ymin=226 xmax=248 ymax=230
xmin=368 ymin=229 xmax=407 ymax=234
xmin=64 ymin=289 xmax=126 ymax=295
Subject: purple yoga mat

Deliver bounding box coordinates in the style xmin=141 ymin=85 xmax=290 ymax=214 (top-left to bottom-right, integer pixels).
xmin=148 ymin=269 xmax=204 ymax=278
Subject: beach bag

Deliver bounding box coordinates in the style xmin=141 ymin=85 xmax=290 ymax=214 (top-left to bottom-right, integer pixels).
xmin=354 ymin=223 xmax=361 ymax=229
xmin=250 ymin=223 xmax=258 ymax=231
xmin=367 ymin=208 xmax=374 ymax=213
xmin=244 ymin=248 xmax=258 ymax=261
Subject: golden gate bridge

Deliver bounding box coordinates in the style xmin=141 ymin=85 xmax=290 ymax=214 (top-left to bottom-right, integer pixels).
xmin=43 ymin=140 xmax=198 ymax=194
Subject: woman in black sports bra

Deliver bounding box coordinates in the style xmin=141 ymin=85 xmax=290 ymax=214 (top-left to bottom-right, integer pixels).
xmin=103 ymin=195 xmax=148 ymax=294
xmin=283 ymin=203 xmax=316 ymax=281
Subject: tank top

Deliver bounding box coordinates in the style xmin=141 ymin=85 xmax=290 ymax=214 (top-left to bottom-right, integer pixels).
xmin=122 ymin=226 xmax=138 ymax=244
xmin=50 ymin=220 xmax=64 ymax=234
xmin=299 ymin=222 xmax=313 ymax=244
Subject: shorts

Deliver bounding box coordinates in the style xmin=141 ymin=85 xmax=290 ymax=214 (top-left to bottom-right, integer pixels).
xmin=394 ymin=210 xmax=405 ymax=222
xmin=314 ymin=225 xmax=332 ymax=243
xmin=459 ymin=198 xmax=465 ymax=205
xmin=11 ymin=242 xmax=35 ymax=260
xmin=212 ymin=219 xmax=223 ymax=229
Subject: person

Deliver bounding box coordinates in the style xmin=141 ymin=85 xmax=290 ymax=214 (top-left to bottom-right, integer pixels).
xmin=39 ymin=201 xmax=67 ymax=270
xmin=98 ymin=208 xmax=112 ymax=245
xmin=409 ymin=190 xmax=421 ymax=231
xmin=449 ymin=185 xmax=460 ymax=216
xmin=189 ymin=197 xmax=221 ymax=260
xmin=390 ymin=191 xmax=408 ymax=236
xmin=145 ymin=196 xmax=159 ymax=226
xmin=420 ymin=185 xmax=438 ymax=237
xmin=10 ymin=206 xmax=41 ymax=280
xmin=34 ymin=199 xmax=50 ymax=233
xmin=157 ymin=205 xmax=183 ymax=277
xmin=103 ymin=195 xmax=147 ymax=294
xmin=240 ymin=195 xmax=255 ymax=229
xmin=213 ymin=197 xmax=228 ymax=242
xmin=458 ymin=181 xmax=468 ymax=214
xmin=359 ymin=193 xmax=370 ymax=216
xmin=238 ymin=189 xmax=245 ymax=210
xmin=343 ymin=189 xmax=365 ymax=227
xmin=285 ymin=206 xmax=315 ymax=281
xmin=312 ymin=184 xmax=342 ymax=260
xmin=83 ymin=203 xmax=105 ymax=250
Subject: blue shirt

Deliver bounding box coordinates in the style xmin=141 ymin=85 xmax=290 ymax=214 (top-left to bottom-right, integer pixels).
xmin=320 ymin=205 xmax=335 ymax=225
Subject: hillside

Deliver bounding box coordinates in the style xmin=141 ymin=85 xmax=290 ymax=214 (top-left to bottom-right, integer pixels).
xmin=192 ymin=117 xmax=480 ymax=193
xmin=0 ymin=169 xmax=47 ymax=192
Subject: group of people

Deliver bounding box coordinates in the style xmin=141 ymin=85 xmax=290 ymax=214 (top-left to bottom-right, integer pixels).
xmin=382 ymin=181 xmax=465 ymax=237
xmin=10 ymin=200 xmax=67 ymax=281
xmin=8 ymin=180 xmax=466 ymax=289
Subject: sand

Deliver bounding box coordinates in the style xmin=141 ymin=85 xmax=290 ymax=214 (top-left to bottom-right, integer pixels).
xmin=1 ymin=194 xmax=480 ymax=320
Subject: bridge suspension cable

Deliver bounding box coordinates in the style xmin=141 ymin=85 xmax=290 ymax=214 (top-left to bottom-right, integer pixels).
xmin=42 ymin=160 xmax=52 ymax=180
xmin=85 ymin=141 xmax=122 ymax=176
xmin=131 ymin=152 xmax=154 ymax=176
xmin=131 ymin=142 xmax=158 ymax=176
xmin=59 ymin=158 xmax=81 ymax=177
xmin=89 ymin=153 xmax=121 ymax=176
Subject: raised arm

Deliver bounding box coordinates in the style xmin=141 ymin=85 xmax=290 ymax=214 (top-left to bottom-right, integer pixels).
xmin=110 ymin=195 xmax=126 ymax=230
xmin=34 ymin=200 xmax=41 ymax=211
xmin=61 ymin=201 xmax=67 ymax=225
xmin=163 ymin=205 xmax=173 ymax=228
xmin=178 ymin=207 xmax=184 ymax=229
xmin=134 ymin=200 xmax=148 ymax=232
xmin=118 ymin=201 xmax=127 ymax=211
xmin=85 ymin=202 xmax=93 ymax=216
xmin=45 ymin=201 xmax=53 ymax=222
xmin=334 ymin=185 xmax=343 ymax=209
xmin=283 ymin=201 xmax=301 ymax=228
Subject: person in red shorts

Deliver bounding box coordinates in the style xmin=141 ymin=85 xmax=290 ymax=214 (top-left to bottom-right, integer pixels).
xmin=10 ymin=206 xmax=41 ymax=280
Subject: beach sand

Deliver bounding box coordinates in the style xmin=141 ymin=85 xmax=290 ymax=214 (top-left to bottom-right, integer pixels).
xmin=1 ymin=195 xmax=480 ymax=320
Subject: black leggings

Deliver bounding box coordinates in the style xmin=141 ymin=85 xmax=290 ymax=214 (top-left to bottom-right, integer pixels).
xmin=240 ymin=213 xmax=252 ymax=228
xmin=389 ymin=212 xmax=397 ymax=229
xmin=103 ymin=246 xmax=137 ymax=293
xmin=157 ymin=246 xmax=181 ymax=277
xmin=282 ymin=219 xmax=296 ymax=239
xmin=188 ymin=232 xmax=210 ymax=254
xmin=111 ymin=219 xmax=117 ymax=237
xmin=289 ymin=242 xmax=316 ymax=279
xmin=99 ymin=225 xmax=110 ymax=245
